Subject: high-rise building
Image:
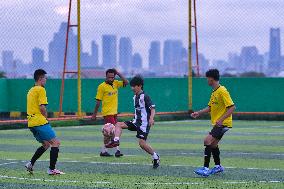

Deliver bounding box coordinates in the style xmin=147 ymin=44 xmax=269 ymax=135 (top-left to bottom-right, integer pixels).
xmin=228 ymin=52 xmax=240 ymax=69
xmin=192 ymin=42 xmax=209 ymax=76
xmin=91 ymin=41 xmax=99 ymax=67
xmin=240 ymin=46 xmax=263 ymax=73
xmin=2 ymin=50 xmax=14 ymax=74
xmin=132 ymin=53 xmax=143 ymax=69
xmin=179 ymin=47 xmax=188 ymax=76
xmin=268 ymin=28 xmax=281 ymax=75
xmin=119 ymin=37 xmax=132 ymax=73
xmin=163 ymin=40 xmax=183 ymax=73
xmin=148 ymin=41 xmax=161 ymax=72
xmin=48 ymin=22 xmax=78 ymax=76
xmin=81 ymin=52 xmax=91 ymax=68
xmin=102 ymin=35 xmax=117 ymax=68
xmin=32 ymin=47 xmax=44 ymax=70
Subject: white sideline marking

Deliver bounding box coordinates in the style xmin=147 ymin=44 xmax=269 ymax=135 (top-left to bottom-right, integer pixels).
xmin=0 ymin=175 xmax=111 ymax=184
xmin=271 ymin=126 xmax=283 ymax=128
xmin=181 ymin=152 xmax=284 ymax=156
xmin=0 ymin=175 xmax=283 ymax=186
xmin=60 ymin=158 xmax=72 ymax=160
xmin=0 ymin=162 xmax=18 ymax=166
xmin=47 ymin=160 xmax=283 ymax=172
xmin=158 ymin=120 xmax=202 ymax=124
xmin=81 ymin=155 xmax=137 ymax=159
xmin=2 ymin=159 xmax=284 ymax=171
xmin=225 ymin=166 xmax=281 ymax=171
xmin=82 ymin=156 xmax=99 ymax=159
xmin=36 ymin=160 xmax=284 ymax=171
xmin=237 ymin=152 xmax=284 ymax=156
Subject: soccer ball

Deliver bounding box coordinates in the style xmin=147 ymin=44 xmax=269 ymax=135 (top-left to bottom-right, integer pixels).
xmin=102 ymin=123 xmax=115 ymax=137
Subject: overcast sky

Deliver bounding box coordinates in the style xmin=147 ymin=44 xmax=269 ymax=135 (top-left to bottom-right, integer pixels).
xmin=1 ymin=0 xmax=284 ymax=68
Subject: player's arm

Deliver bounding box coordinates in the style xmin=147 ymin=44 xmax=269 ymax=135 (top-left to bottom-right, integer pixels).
xmin=149 ymin=107 xmax=156 ymax=127
xmin=92 ymin=99 xmax=101 ymax=120
xmin=216 ymin=105 xmax=235 ymax=126
xmin=103 ymin=135 xmax=111 ymax=145
xmin=92 ymin=84 xmax=104 ymax=120
xmin=40 ymin=105 xmax=48 ymax=118
xmin=115 ymin=69 xmax=129 ymax=86
xmin=145 ymin=95 xmax=155 ymax=126
xmin=38 ymin=88 xmax=48 ymax=118
xmin=191 ymin=106 xmax=211 ymax=119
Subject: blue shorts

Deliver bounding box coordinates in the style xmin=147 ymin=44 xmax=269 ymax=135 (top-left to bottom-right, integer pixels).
xmin=30 ymin=123 xmax=56 ymax=143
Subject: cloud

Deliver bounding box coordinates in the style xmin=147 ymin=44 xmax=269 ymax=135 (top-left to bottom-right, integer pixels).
xmin=196 ymin=0 xmax=284 ymax=60
xmin=54 ymin=6 xmax=69 ymax=16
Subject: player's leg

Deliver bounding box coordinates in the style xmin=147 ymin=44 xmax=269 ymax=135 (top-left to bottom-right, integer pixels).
xmin=105 ymin=121 xmax=129 ymax=148
xmin=209 ymin=126 xmax=229 ymax=175
xmin=204 ymin=134 xmax=216 ymax=168
xmin=138 ymin=139 xmax=160 ymax=168
xmin=47 ymin=138 xmax=62 ymax=174
xmin=25 ymin=126 xmax=50 ymax=174
xmin=41 ymin=124 xmax=64 ymax=175
xmin=137 ymin=129 xmax=160 ymax=169
xmin=100 ymin=115 xmax=114 ymax=156
xmin=100 ymin=135 xmax=113 ymax=157
xmin=113 ymin=115 xmax=123 ymax=157
xmin=105 ymin=121 xmax=134 ymax=148
xmin=138 ymin=138 xmax=154 ymax=155
xmin=31 ymin=141 xmax=50 ymax=164
xmin=114 ymin=121 xmax=128 ymax=138
xmin=194 ymin=134 xmax=215 ymax=177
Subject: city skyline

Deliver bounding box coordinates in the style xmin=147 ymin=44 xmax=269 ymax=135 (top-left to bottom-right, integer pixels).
xmin=1 ymin=22 xmax=284 ymax=77
xmin=1 ymin=21 xmax=284 ymax=77
xmin=1 ymin=22 xmax=188 ymax=78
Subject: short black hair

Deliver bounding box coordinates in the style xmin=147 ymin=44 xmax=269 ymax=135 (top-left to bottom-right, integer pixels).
xmin=106 ymin=69 xmax=116 ymax=76
xmin=130 ymin=75 xmax=144 ymax=88
xmin=206 ymin=69 xmax=220 ymax=81
xmin=34 ymin=69 xmax=47 ymax=81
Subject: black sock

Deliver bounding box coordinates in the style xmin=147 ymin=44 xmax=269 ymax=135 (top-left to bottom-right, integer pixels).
xmin=49 ymin=147 xmax=59 ymax=170
xmin=212 ymin=146 xmax=221 ymax=166
xmin=204 ymin=145 xmax=212 ymax=168
xmin=31 ymin=146 xmax=47 ymax=166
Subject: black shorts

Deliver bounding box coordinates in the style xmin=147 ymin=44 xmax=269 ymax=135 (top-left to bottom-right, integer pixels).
xmin=209 ymin=126 xmax=230 ymax=140
xmin=124 ymin=121 xmax=149 ymax=140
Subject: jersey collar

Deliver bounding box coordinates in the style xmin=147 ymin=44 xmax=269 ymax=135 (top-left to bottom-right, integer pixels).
xmin=212 ymin=85 xmax=221 ymax=92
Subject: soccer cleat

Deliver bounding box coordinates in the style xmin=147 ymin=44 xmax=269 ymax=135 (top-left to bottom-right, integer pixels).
xmin=194 ymin=167 xmax=210 ymax=177
xmin=152 ymin=155 xmax=160 ymax=169
xmin=115 ymin=150 xmax=124 ymax=158
xmin=25 ymin=162 xmax=33 ymax=174
xmin=47 ymin=169 xmax=65 ymax=175
xmin=105 ymin=140 xmax=120 ymax=148
xmin=209 ymin=165 xmax=224 ymax=175
xmin=100 ymin=151 xmax=113 ymax=157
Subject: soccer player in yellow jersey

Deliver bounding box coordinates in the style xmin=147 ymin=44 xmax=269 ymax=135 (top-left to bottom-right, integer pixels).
xmin=92 ymin=69 xmax=128 ymax=157
xmin=25 ymin=69 xmax=64 ymax=175
xmin=191 ymin=69 xmax=235 ymax=177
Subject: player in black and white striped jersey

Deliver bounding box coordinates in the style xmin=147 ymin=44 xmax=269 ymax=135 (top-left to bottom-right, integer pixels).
xmin=105 ymin=75 xmax=160 ymax=169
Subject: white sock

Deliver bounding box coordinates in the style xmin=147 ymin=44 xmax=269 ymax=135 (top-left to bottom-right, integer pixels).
xmin=116 ymin=146 xmax=120 ymax=151
xmin=101 ymin=146 xmax=107 ymax=153
xmin=152 ymin=152 xmax=159 ymax=160
xmin=114 ymin=137 xmax=120 ymax=142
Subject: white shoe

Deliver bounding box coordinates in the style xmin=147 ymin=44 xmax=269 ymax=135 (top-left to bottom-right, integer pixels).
xmin=25 ymin=162 xmax=33 ymax=174
xmin=47 ymin=169 xmax=65 ymax=175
